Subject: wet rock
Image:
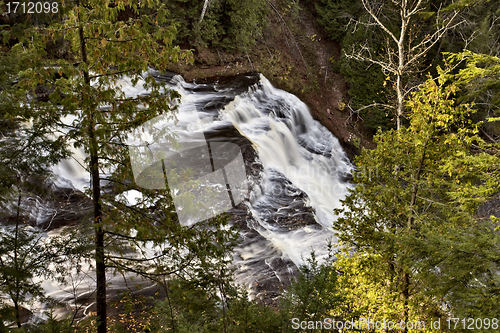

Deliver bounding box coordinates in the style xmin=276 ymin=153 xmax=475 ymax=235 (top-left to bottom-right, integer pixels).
xmin=0 ymin=183 xmax=92 ymax=230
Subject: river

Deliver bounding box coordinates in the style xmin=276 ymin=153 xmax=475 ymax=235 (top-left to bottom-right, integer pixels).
xmin=7 ymin=71 xmax=353 ymax=321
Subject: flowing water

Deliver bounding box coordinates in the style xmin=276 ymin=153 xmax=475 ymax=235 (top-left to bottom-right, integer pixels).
xmin=3 ymin=72 xmax=353 ymax=320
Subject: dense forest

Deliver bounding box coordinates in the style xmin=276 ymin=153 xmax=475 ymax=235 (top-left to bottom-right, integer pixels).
xmin=1 ymin=0 xmax=500 ymax=332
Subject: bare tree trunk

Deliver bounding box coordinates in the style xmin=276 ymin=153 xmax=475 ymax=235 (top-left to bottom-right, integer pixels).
xmin=14 ymin=192 xmax=22 ymax=328
xmin=162 ymin=277 xmax=176 ymax=333
xmin=13 ymin=301 xmax=21 ymax=328
xmin=396 ymin=1 xmax=407 ymax=130
xmin=199 ymin=0 xmax=211 ymax=23
xmin=396 ymin=73 xmax=404 ymax=130
xmin=402 ymin=272 xmax=410 ymax=333
xmin=78 ymin=20 xmax=107 ymax=333
xmin=348 ymin=0 xmax=460 ymax=129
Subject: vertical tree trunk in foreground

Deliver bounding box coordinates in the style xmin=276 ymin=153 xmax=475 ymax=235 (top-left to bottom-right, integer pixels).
xmin=78 ymin=23 xmax=107 ymax=333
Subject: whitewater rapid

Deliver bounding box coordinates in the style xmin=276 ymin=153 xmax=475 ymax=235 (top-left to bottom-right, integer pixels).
xmin=18 ymin=71 xmax=353 ymax=315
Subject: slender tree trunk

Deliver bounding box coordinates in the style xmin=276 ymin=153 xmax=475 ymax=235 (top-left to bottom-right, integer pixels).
xmin=79 ymin=22 xmax=107 ymax=333
xmin=14 ymin=192 xmax=22 ymax=328
xmin=396 ymin=8 xmax=406 ymax=131
xmin=396 ymin=20 xmax=409 ymax=314
xmin=199 ymin=0 xmax=210 ymax=23
xmin=402 ymin=140 xmax=427 ymax=332
xmin=396 ymin=72 xmax=404 ymax=130
xmin=91 ymin=115 xmax=107 ymax=333
xmin=163 ymin=277 xmax=176 ymax=333
xmin=13 ymin=300 xmax=21 ymax=328
xmin=219 ymin=275 xmax=228 ymax=333
xmin=215 ymin=267 xmax=229 ymax=333
xmin=402 ymin=272 xmax=410 ymax=333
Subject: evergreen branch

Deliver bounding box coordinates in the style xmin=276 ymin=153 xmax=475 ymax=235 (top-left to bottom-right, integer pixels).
xmin=107 ymin=251 xmax=174 ymax=263
xmin=89 ymin=69 xmax=135 ymax=80
xmin=86 ymin=37 xmax=142 ymax=43
xmin=106 ymin=254 xmax=195 ymax=278
xmin=104 ymin=230 xmax=158 ymax=242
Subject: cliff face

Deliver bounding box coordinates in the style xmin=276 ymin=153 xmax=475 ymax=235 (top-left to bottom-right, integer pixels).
xmin=165 ymin=2 xmax=374 ymax=160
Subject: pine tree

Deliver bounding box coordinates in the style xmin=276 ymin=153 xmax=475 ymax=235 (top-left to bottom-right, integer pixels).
xmin=9 ymin=1 xmax=240 ymax=332
xmin=332 ymin=247 xmax=408 ymax=327
xmin=279 ymin=247 xmax=343 ymax=333
xmin=0 ymin=45 xmax=82 ymax=328
xmin=333 ymin=70 xmax=500 ymax=324
xmin=446 ymin=51 xmax=500 ymax=129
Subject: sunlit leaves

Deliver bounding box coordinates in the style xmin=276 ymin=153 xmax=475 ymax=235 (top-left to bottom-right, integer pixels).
xmin=333 ymin=71 xmax=500 ymax=320
xmin=446 ymin=51 xmax=500 ymax=112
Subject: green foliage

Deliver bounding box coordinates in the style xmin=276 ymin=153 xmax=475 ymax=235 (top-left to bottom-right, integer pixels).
xmin=0 ymin=219 xmax=86 ymax=329
xmin=340 ymin=56 xmax=393 ymax=131
xmin=279 ymin=247 xmax=343 ymax=332
xmin=445 ymin=51 xmax=500 ymax=138
xmin=150 ymin=278 xmax=281 ymax=333
xmin=223 ymin=0 xmax=268 ymax=51
xmin=333 ymin=247 xmax=410 ymax=326
xmin=3 ymin=1 xmax=244 ymax=331
xmin=0 ymin=226 xmax=50 ymax=317
xmin=0 ymin=46 xmax=70 ymax=202
xmin=331 ymin=246 xmax=446 ymax=332
xmin=314 ymin=0 xmax=360 ymax=42
xmin=446 ymin=0 xmax=500 ymax=56
xmin=334 ymin=72 xmax=500 ymax=321
xmin=164 ymin=0 xmax=268 ymax=51
xmin=146 ymin=250 xmax=343 ymax=333
xmin=446 ymin=51 xmax=500 ymax=117
xmin=0 ymin=32 xmax=81 ymax=329
xmin=313 ymin=0 xmax=393 ymax=131
xmin=446 ymin=51 xmax=500 ymax=100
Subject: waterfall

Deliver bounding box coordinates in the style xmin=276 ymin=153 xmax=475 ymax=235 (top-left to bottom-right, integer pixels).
xmin=8 ymin=71 xmax=352 ymax=318
xmin=120 ymin=71 xmax=352 ymax=299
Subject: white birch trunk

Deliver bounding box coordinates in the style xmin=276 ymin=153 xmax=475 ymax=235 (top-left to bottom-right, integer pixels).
xmin=200 ymin=0 xmax=211 ymax=23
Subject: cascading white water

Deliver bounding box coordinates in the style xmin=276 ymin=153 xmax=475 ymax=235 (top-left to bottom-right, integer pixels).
xmin=119 ymin=71 xmax=352 ymax=298
xmin=6 ymin=71 xmax=353 ymax=320
xmin=220 ymin=75 xmax=352 ymax=268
